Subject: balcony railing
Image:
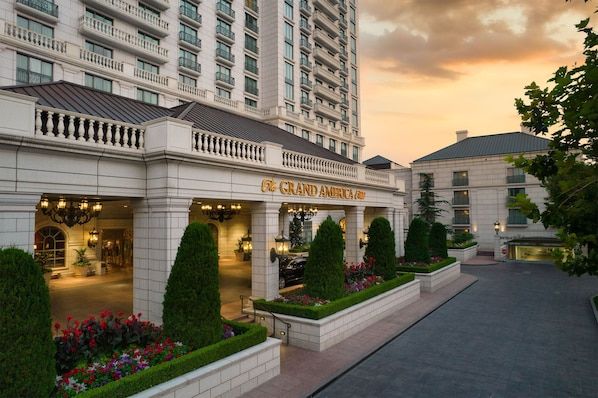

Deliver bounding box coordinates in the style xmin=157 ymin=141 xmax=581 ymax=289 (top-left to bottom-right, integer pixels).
xmin=16 ymin=0 xmax=58 ymax=18
xmin=300 ymin=38 xmax=312 ymax=52
xmin=300 ymin=77 xmax=312 ymax=88
xmin=507 ymin=174 xmax=526 ymax=184
xmin=507 ymin=212 xmax=528 ymax=225
xmin=134 ymin=67 xmax=168 ymax=86
xmin=79 ymin=48 xmax=124 ymax=72
xmin=452 ymin=216 xmax=470 ymax=225
xmin=245 ymin=0 xmax=258 ymax=13
xmin=216 ymin=47 xmax=235 ymax=63
xmin=300 ymin=58 xmax=312 ymax=69
xmin=179 ymin=5 xmax=202 ymax=24
xmin=300 ymin=19 xmax=312 ymax=32
xmin=245 ymin=61 xmax=258 ymax=74
xmin=245 ymin=42 xmax=259 ymax=54
xmin=245 ymin=86 xmax=258 ymax=96
xmin=301 ymin=97 xmax=313 ymax=107
xmin=216 ymin=1 xmax=235 ymax=20
xmin=216 ymin=71 xmax=235 ymax=86
xmin=246 ymin=20 xmax=259 ymax=34
xmin=452 ymin=197 xmax=469 ymax=206
xmin=300 ymin=0 xmax=312 ymax=15
xmin=5 ymin=22 xmax=67 ymax=53
xmin=178 ymin=31 xmax=201 ymax=48
xmin=452 ymin=176 xmax=469 ymax=186
xmin=178 ymin=57 xmax=201 ymax=73
xmin=216 ymin=25 xmax=235 ymax=41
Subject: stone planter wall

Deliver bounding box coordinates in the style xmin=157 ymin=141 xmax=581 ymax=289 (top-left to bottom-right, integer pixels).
xmin=448 ymin=245 xmax=478 ymax=262
xmin=131 ymin=338 xmax=281 ymax=398
xmin=254 ymin=280 xmax=421 ymax=352
xmin=413 ymin=261 xmax=461 ymax=293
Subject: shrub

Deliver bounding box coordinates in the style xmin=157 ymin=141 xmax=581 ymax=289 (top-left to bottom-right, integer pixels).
xmin=404 ymin=217 xmax=431 ymax=263
xmin=429 ymin=222 xmax=448 ymax=258
xmin=364 ymin=217 xmax=397 ymax=280
xmin=163 ymin=223 xmax=222 ymax=350
xmin=304 ymin=216 xmax=345 ymax=300
xmin=0 ymin=248 xmax=55 ymax=397
xmin=397 ymin=257 xmax=457 ymax=273
xmin=453 ymin=231 xmax=474 ymax=244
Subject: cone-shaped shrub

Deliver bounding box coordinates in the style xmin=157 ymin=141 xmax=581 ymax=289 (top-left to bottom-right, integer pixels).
xmin=163 ymin=223 xmax=222 ymax=350
xmin=404 ymin=217 xmax=431 ymax=263
xmin=304 ymin=217 xmax=345 ymax=300
xmin=0 ymin=247 xmax=55 ymax=397
xmin=429 ymin=222 xmax=448 ymax=258
xmin=365 ymin=217 xmax=397 ymax=280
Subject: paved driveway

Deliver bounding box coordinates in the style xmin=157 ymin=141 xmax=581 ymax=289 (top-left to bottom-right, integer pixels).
xmin=315 ymin=262 xmax=598 ymax=398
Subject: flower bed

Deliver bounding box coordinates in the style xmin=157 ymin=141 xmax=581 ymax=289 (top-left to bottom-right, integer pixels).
xmin=396 ymin=257 xmax=457 ymax=273
xmin=398 ymin=257 xmax=461 ymax=293
xmin=52 ymin=312 xmax=268 ymax=398
xmin=448 ymin=243 xmax=478 ymax=262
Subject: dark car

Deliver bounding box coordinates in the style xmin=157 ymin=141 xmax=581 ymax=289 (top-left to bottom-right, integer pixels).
xmin=279 ymin=256 xmax=307 ymax=289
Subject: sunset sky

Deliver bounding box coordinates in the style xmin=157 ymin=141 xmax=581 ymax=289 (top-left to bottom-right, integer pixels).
xmin=358 ymin=0 xmax=595 ymax=165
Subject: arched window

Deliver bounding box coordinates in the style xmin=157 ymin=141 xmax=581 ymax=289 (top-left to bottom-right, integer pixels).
xmin=35 ymin=226 xmax=66 ymax=269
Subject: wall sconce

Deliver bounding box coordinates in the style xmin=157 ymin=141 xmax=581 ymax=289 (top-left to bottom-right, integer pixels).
xmin=359 ymin=227 xmax=369 ymax=249
xmin=494 ymin=221 xmax=501 ymax=235
xmin=241 ymin=230 xmax=252 ymax=253
xmin=88 ymin=228 xmax=99 ymax=248
xmin=271 ymin=232 xmax=290 ymax=262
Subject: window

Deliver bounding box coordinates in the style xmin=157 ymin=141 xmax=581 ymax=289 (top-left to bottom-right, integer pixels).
xmin=179 ymin=74 xmax=196 ymax=87
xmin=316 ymin=134 xmax=323 ymax=146
xmin=217 ymin=18 xmax=232 ymax=34
xmin=340 ymin=142 xmax=348 ymax=157
xmin=350 ymin=37 xmax=357 ymax=64
xmin=35 ymin=226 xmax=66 ymax=269
xmin=302 ymin=130 xmax=310 ymax=140
xmin=285 ymin=102 xmax=295 ymax=112
xmin=216 ymin=63 xmax=231 ymax=77
xmin=452 ymin=171 xmax=469 ymax=186
xmin=284 ymin=42 xmax=294 ymax=59
xmin=137 ymin=88 xmax=158 ymax=104
xmin=245 ymin=97 xmax=257 ymax=107
xmin=85 ymin=9 xmax=113 ymax=25
xmin=508 ymin=208 xmax=527 ymax=225
xmin=284 ymin=0 xmax=293 ymax=19
xmin=352 ymin=146 xmax=359 ymax=162
xmin=16 ymin=53 xmax=52 ymax=84
xmin=245 ymin=13 xmax=258 ymax=33
xmin=285 ymin=124 xmax=295 ymax=134
xmin=137 ymin=59 xmax=159 ymax=74
xmin=216 ymin=41 xmax=232 ymax=58
xmin=180 ymin=0 xmax=198 ymax=18
xmin=216 ymin=87 xmax=231 ymax=98
xmin=245 ymin=34 xmax=258 ymax=53
xmin=285 ymin=62 xmax=294 ymax=82
xmin=329 ymin=139 xmax=336 ymax=152
xmin=85 ymin=41 xmax=113 ymax=58
xmin=351 ymin=67 xmax=358 ymax=92
xmin=301 ymin=109 xmax=309 ymax=118
xmin=180 ymin=23 xmax=198 ymax=43
xmin=300 ymin=52 xmax=309 ymax=66
xmin=17 ymin=16 xmax=54 ymax=37
xmin=508 ymin=188 xmax=525 ymax=206
xmin=139 ymin=3 xmax=160 ymax=17
xmin=245 ymin=76 xmax=258 ymax=95
xmin=453 ymin=209 xmax=470 ymax=225
xmin=285 ymin=82 xmax=294 ymax=100
xmin=245 ymin=55 xmax=258 ymax=74
xmin=85 ymin=73 xmax=112 ymax=93
xmin=453 ymin=190 xmax=469 ymax=206
xmin=139 ymin=31 xmax=159 ymax=45
xmin=507 ymin=167 xmax=526 ymax=183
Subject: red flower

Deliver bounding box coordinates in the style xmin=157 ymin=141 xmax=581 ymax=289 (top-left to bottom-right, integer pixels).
xmin=54 ymin=322 xmax=61 ymax=331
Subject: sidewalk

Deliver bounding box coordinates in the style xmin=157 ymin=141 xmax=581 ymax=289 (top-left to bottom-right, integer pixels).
xmin=242 ymin=273 xmax=478 ymax=398
xmin=462 ymin=255 xmax=498 ymax=266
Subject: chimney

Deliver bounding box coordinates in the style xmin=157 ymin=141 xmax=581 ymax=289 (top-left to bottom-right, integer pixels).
xmin=456 ymin=130 xmax=468 ymax=142
xmin=520 ymin=123 xmax=533 ymax=135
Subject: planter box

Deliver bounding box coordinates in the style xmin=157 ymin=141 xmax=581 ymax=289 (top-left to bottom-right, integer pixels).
xmin=131 ymin=338 xmax=281 ymax=398
xmin=254 ymin=280 xmax=421 ymax=352
xmin=413 ymin=261 xmax=461 ymax=293
xmin=448 ymin=245 xmax=478 ymax=262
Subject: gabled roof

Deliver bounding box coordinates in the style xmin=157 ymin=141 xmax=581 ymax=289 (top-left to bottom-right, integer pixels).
xmin=413 ymin=132 xmax=551 ymax=163
xmin=363 ymin=155 xmax=392 ymax=166
xmin=1 ymin=81 xmax=354 ymax=164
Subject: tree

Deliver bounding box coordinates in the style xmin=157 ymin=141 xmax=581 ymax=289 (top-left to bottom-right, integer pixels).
xmin=511 ymin=8 xmax=598 ymax=276
xmin=429 ymin=222 xmax=448 ymax=258
xmin=416 ymin=174 xmax=449 ymax=224
xmin=404 ymin=217 xmax=431 ymax=263
xmin=0 ymin=248 xmax=55 ymax=397
xmin=289 ymin=217 xmax=305 ymax=248
xmin=304 ymin=216 xmax=345 ymax=300
xmin=163 ymin=223 xmax=222 ymax=349
xmin=365 ymin=217 xmax=397 ymax=280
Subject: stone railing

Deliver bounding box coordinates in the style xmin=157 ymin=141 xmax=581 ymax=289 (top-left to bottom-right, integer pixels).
xmin=134 ymin=68 xmax=169 ymax=86
xmin=365 ymin=168 xmax=391 ymax=185
xmin=90 ymin=0 xmax=169 ymax=31
xmin=80 ymin=48 xmax=124 ymax=72
xmin=5 ymin=22 xmax=66 ymax=53
xmin=177 ymin=81 xmax=207 ymax=99
xmin=191 ymin=130 xmax=266 ymax=164
xmin=35 ymin=106 xmax=145 ymax=150
xmin=282 ymin=150 xmax=358 ymax=179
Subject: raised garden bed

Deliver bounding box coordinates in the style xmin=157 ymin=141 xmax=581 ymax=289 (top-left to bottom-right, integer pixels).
xmin=448 ymin=243 xmax=478 ymax=262
xmin=252 ymin=274 xmax=420 ymax=351
xmin=397 ymin=257 xmax=460 ymax=293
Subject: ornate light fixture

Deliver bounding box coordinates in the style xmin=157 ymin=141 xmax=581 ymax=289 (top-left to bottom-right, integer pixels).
xmin=241 ymin=230 xmax=252 ymax=253
xmin=88 ymin=228 xmax=99 ymax=248
xmin=271 ymin=231 xmax=290 ymax=262
xmin=287 ymin=205 xmax=318 ymax=223
xmin=494 ymin=220 xmax=501 ymax=235
xmin=359 ymin=227 xmax=369 ymax=249
xmin=39 ymin=197 xmax=102 ymax=228
xmin=201 ymin=203 xmax=242 ymax=222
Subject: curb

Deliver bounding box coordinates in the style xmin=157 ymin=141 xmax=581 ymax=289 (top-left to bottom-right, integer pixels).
xmin=591 ymin=295 xmax=598 ymax=325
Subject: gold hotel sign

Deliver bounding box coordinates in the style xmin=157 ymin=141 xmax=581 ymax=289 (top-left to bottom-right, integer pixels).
xmin=261 ymin=179 xmax=366 ymax=201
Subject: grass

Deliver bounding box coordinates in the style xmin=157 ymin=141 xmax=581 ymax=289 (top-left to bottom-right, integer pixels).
xmin=396 ymin=257 xmax=457 ymax=273
xmin=253 ymin=273 xmax=415 ymax=320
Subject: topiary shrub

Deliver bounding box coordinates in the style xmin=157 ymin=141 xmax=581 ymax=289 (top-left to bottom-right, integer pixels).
xmin=429 ymin=222 xmax=448 ymax=258
xmin=0 ymin=247 xmax=55 ymax=397
xmin=163 ymin=223 xmax=222 ymax=350
xmin=304 ymin=216 xmax=345 ymax=300
xmin=404 ymin=217 xmax=431 ymax=263
xmin=365 ymin=217 xmax=397 ymax=280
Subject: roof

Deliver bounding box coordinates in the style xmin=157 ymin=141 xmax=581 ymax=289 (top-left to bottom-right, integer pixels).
xmin=363 ymin=155 xmax=392 ymax=166
xmin=1 ymin=81 xmax=354 ymax=164
xmin=413 ymin=132 xmax=551 ymax=163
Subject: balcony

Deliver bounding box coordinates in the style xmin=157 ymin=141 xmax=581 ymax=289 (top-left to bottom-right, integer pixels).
xmin=339 ymin=0 xmax=347 ymax=12
xmin=341 ymin=114 xmax=349 ymax=124
xmin=178 ymin=57 xmax=201 ymax=75
xmin=179 ymin=4 xmax=202 ymax=27
xmin=4 ymin=22 xmax=67 ymax=54
xmin=245 ymin=20 xmax=259 ymax=34
xmin=300 ymin=76 xmax=312 ymax=90
xmin=314 ymin=29 xmax=339 ymax=52
xmin=141 ymin=0 xmax=169 ymax=11
xmin=300 ymin=38 xmax=312 ymax=53
xmin=314 ymin=65 xmax=339 ymax=86
xmin=340 ymin=97 xmax=348 ymax=107
xmin=79 ymin=48 xmax=124 ymax=72
xmin=245 ymin=86 xmax=258 ymax=96
xmin=452 ymin=215 xmax=470 ymax=225
xmin=79 ymin=16 xmax=169 ymax=63
xmin=215 ymin=71 xmax=235 ymax=88
xmin=245 ymin=61 xmax=258 ymax=75
xmin=179 ymin=31 xmax=201 ymax=51
xmin=314 ymin=0 xmax=338 ymax=21
xmin=314 ymin=103 xmax=341 ymax=121
xmin=216 ymin=1 xmax=235 ymax=22
xmin=216 ymin=25 xmax=235 ymax=43
xmin=81 ymin=0 xmax=169 ymax=36
xmin=339 ymin=48 xmax=348 ymax=59
xmin=507 ymin=212 xmax=528 ymax=226
xmin=301 ymin=97 xmax=313 ymax=108
xmin=452 ymin=197 xmax=470 ymax=206
xmin=215 ymin=48 xmax=235 ymax=66
xmin=300 ymin=0 xmax=312 ymax=15
xmin=313 ymin=11 xmax=338 ymax=36
xmin=339 ymin=65 xmax=348 ymax=75
xmin=452 ymin=176 xmax=469 ymax=186
xmin=15 ymin=0 xmax=58 ymax=23
xmin=339 ymin=15 xmax=347 ymax=27
xmin=300 ymin=19 xmax=312 ymax=34
xmin=314 ymin=84 xmax=341 ymax=103
xmin=134 ymin=67 xmax=168 ymax=86
xmin=245 ymin=42 xmax=259 ymax=54
xmin=300 ymin=58 xmax=313 ymax=70
xmin=507 ymin=174 xmax=526 ymax=184
xmin=314 ymin=47 xmax=339 ymax=70
xmin=339 ymin=80 xmax=349 ymax=91
xmin=245 ymin=0 xmax=259 ymax=14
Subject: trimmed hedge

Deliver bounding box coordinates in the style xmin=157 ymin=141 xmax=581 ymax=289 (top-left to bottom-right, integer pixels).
xmin=404 ymin=217 xmax=430 ymax=263
xmin=397 ymin=257 xmax=457 ymax=273
xmin=77 ymin=321 xmax=267 ymax=398
xmin=253 ymin=273 xmax=415 ymax=320
xmin=0 ymin=248 xmax=55 ymax=398
xmin=448 ymin=241 xmax=478 ymax=249
xmin=429 ymin=222 xmax=448 ymax=258
xmin=365 ymin=217 xmax=397 ymax=280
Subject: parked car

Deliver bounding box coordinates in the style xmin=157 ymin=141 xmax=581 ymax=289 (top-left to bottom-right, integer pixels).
xmin=279 ymin=256 xmax=307 ymax=289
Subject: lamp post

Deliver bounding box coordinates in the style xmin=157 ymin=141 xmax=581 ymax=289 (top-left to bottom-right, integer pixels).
xmin=271 ymin=231 xmax=290 ymax=262
xmin=494 ymin=220 xmax=501 ymax=235
xmin=359 ymin=227 xmax=369 ymax=249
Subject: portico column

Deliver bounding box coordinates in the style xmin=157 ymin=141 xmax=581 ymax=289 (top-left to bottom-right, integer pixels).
xmin=251 ymin=201 xmax=281 ymax=300
xmin=345 ymin=205 xmax=365 ymax=265
xmin=133 ymin=197 xmax=193 ymax=325
xmin=0 ymin=192 xmax=40 ymax=252
xmin=396 ymin=208 xmax=407 ymax=257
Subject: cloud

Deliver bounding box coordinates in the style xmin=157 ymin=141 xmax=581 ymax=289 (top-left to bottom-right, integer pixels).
xmin=359 ymin=0 xmax=594 ymax=79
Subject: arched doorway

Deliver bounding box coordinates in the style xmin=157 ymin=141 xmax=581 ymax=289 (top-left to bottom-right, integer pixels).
xmin=35 ymin=226 xmax=66 ymax=270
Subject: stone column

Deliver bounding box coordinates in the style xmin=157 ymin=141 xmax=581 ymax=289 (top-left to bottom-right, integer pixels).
xmin=0 ymin=193 xmax=40 ymax=252
xmin=251 ymin=201 xmax=281 ymax=300
xmin=345 ymin=206 xmax=365 ymax=265
xmin=396 ymin=208 xmax=407 ymax=257
xmin=133 ymin=197 xmax=192 ymax=325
